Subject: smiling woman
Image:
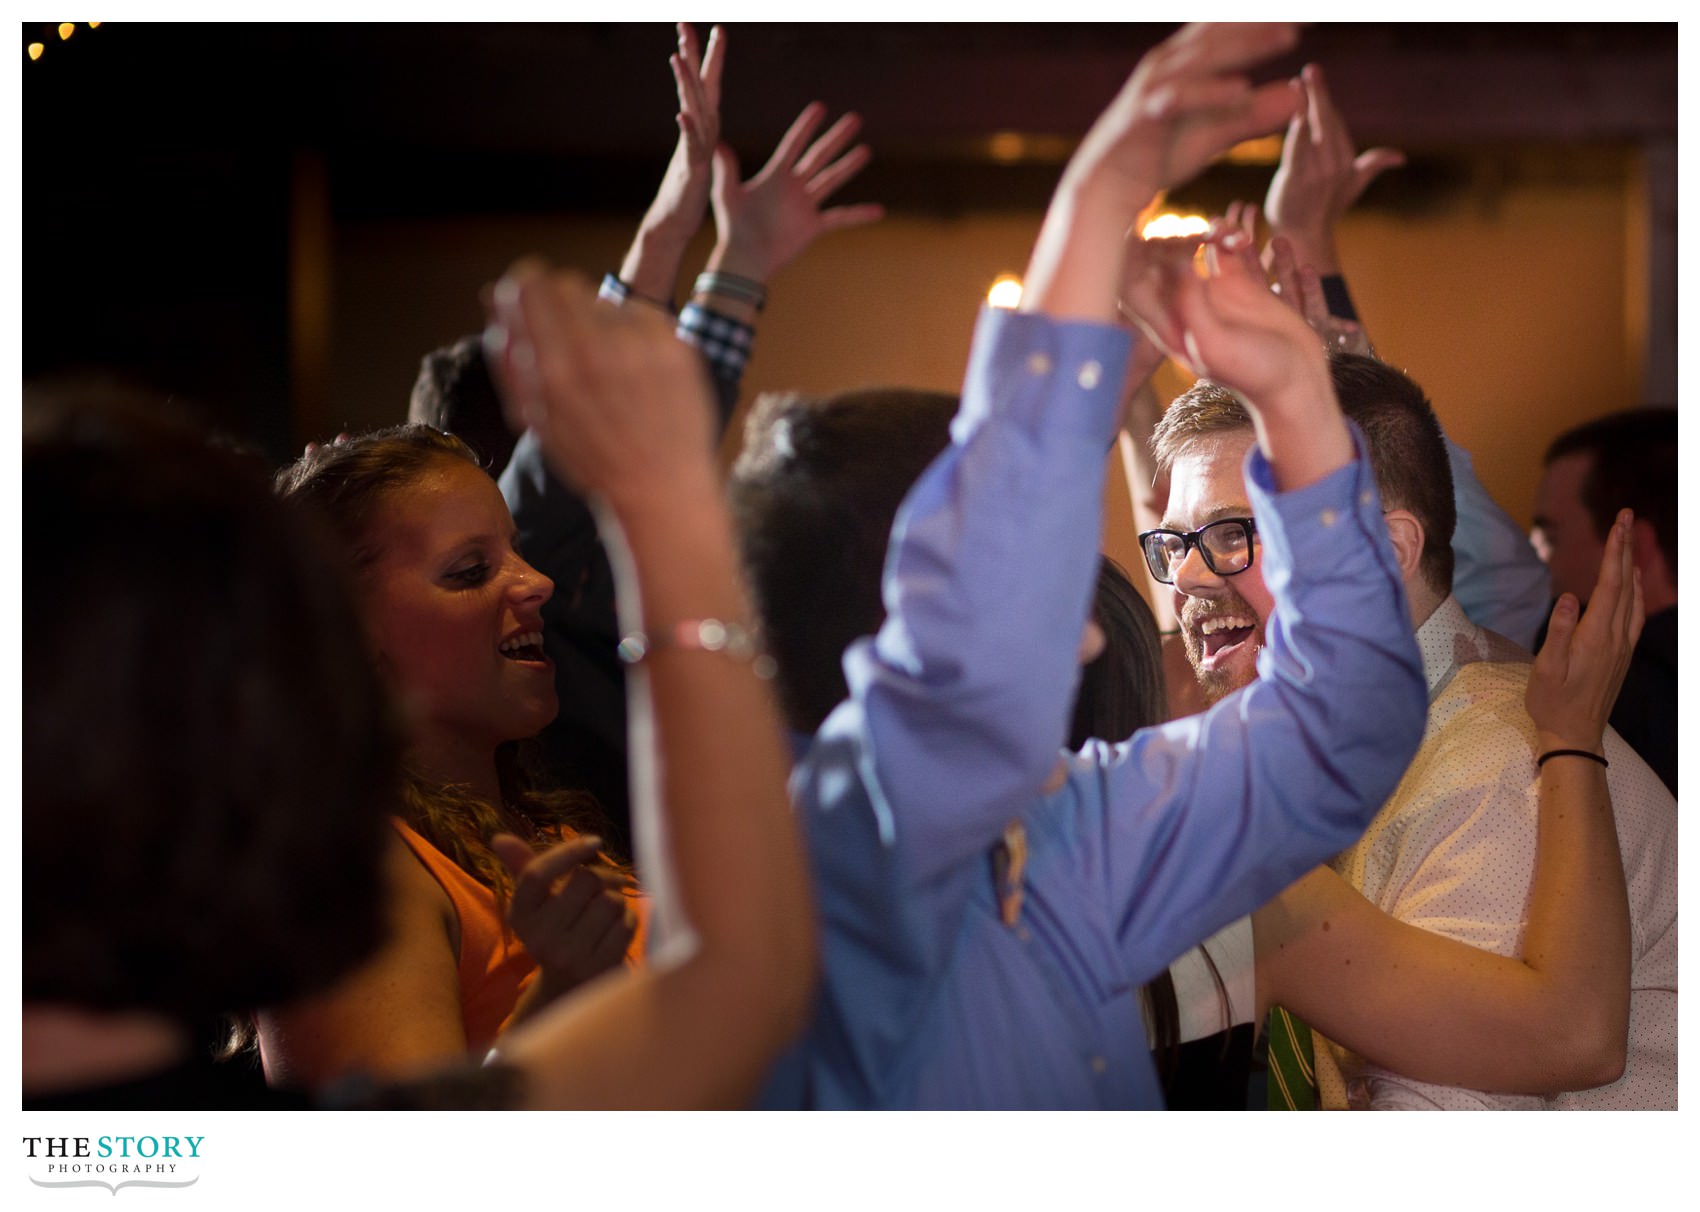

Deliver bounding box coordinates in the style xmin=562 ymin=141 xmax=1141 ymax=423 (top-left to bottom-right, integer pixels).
xmin=264 ymin=424 xmax=641 ymax=1090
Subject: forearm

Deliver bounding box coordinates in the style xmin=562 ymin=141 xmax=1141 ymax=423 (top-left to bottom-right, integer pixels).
xmin=1256 ymin=854 xmax=1624 ymax=1093
xmin=601 ymin=468 xmax=815 ymax=1033
xmin=618 ymin=151 xmax=703 ymax=306
xmin=1023 ymin=174 xmax=1146 ymax=324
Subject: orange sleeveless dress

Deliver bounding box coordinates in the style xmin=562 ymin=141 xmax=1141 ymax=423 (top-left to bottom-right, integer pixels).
xmin=390 ymin=819 xmax=646 ymax=1055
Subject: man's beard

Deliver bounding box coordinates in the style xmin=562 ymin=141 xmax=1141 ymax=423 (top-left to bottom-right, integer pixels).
xmin=1179 ymin=589 xmax=1266 ymax=705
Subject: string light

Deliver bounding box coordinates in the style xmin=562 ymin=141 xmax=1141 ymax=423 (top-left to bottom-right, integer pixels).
xmin=27 ymin=42 xmax=44 ymax=60
xmin=987 ymin=275 xmax=1024 ymax=309
xmin=58 ymin=23 xmax=74 ymax=40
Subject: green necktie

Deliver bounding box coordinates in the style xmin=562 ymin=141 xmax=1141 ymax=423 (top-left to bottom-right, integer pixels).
xmin=1266 ymin=1005 xmax=1317 ymax=1110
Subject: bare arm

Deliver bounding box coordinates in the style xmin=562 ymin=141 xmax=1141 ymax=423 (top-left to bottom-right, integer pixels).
xmin=1254 ymin=510 xmax=1641 ymax=1092
xmin=257 ymin=835 xmax=467 ymax=1086
xmin=485 ymin=268 xmax=814 ymax=1109
xmin=616 ymin=23 xmax=725 ymax=305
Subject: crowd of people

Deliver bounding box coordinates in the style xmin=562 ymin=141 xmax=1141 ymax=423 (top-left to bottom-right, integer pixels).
xmin=23 ymin=22 xmax=1677 ymax=1112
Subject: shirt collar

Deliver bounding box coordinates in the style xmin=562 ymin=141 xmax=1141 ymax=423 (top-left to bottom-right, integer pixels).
xmin=1414 ymin=594 xmax=1530 ymax=700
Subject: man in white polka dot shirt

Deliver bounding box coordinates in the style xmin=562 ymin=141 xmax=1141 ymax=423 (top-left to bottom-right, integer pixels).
xmin=1151 ymin=356 xmax=1677 ymax=1109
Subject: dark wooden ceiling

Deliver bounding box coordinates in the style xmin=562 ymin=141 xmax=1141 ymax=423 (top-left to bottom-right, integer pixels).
xmin=22 ymin=21 xmax=1676 ymax=453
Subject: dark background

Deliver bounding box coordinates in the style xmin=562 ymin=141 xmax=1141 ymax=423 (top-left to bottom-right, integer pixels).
xmin=24 ymin=21 xmax=1677 ymax=466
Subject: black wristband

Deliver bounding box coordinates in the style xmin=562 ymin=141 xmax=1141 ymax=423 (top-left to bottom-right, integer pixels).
xmin=1536 ymin=748 xmax=1609 ymax=769
xmin=1319 ymin=274 xmax=1359 ymax=323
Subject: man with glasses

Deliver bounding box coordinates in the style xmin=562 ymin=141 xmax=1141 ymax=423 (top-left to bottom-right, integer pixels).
xmin=1148 ymin=353 xmax=1677 ymax=1109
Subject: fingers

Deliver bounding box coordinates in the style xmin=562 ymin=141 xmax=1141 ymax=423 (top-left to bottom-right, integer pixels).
xmin=817 ymin=202 xmax=886 ymax=234
xmin=506 ymin=835 xmax=606 ymax=920
xmin=765 ymin=101 xmax=828 ymax=177
xmin=1295 ymin=264 xmax=1330 ymax=332
xmin=805 ymin=142 xmax=873 ymax=202
xmin=1535 ymin=593 xmax=1579 ymax=683
xmin=1268 ymin=235 xmax=1303 ymax=314
xmin=1185 ymin=77 xmax=1304 ymax=170
xmin=698 ymin=24 xmax=725 ymax=107
xmin=1347 ymin=147 xmax=1406 ymax=205
xmin=1163 ymin=22 xmax=1300 ymax=80
xmin=793 ymin=110 xmax=864 ymax=181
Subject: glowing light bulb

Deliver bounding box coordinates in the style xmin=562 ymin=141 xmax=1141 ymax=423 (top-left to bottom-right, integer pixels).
xmin=58 ymin=23 xmax=74 ymax=40
xmin=987 ymin=275 xmax=1024 ymax=309
xmin=1141 ymin=213 xmax=1212 ymax=240
xmin=28 ymin=42 xmax=44 ymax=60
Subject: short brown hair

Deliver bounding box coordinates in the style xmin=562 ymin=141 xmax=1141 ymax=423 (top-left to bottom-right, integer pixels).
xmin=1153 ymin=354 xmax=1456 ymax=595
xmin=729 ymin=387 xmax=960 ymax=733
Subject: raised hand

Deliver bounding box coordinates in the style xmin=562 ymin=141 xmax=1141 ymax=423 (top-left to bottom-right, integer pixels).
xmin=1068 ymin=24 xmax=1300 ymax=210
xmin=1267 ymin=233 xmax=1375 ymax=356
xmin=619 ymin=23 xmax=727 ymax=303
xmin=1024 ymin=22 xmax=1299 ymax=322
xmin=493 ymin=834 xmax=636 ymax=998
xmin=706 ymin=101 xmax=884 ymax=285
xmin=1263 ymin=62 xmax=1404 ymax=275
xmin=1527 ymin=508 xmax=1645 ymax=754
xmin=486 ymin=264 xmax=717 ymax=510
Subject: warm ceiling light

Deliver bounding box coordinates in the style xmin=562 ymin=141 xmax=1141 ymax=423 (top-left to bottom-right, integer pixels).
xmin=27 ymin=42 xmax=44 ymax=60
xmin=58 ymin=23 xmax=74 ymax=40
xmin=1141 ymin=213 xmax=1212 ymax=239
xmin=987 ymin=275 xmax=1024 ymax=309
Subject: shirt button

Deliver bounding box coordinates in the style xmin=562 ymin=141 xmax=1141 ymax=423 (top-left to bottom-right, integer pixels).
xmin=1026 ymin=352 xmax=1053 ymax=376
xmin=1090 ymin=1056 xmax=1108 ymax=1075
xmin=1360 ymin=490 xmax=1375 ymax=507
xmin=1320 ymin=507 xmax=1338 ymax=527
xmin=1076 ymin=360 xmax=1103 ymax=390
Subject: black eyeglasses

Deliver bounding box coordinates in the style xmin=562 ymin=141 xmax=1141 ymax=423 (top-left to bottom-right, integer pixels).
xmin=1137 ymin=518 xmax=1258 ymax=585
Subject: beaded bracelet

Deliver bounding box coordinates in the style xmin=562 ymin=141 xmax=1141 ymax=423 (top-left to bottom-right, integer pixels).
xmin=1536 ymin=748 xmax=1609 ymax=769
xmin=618 ymin=618 xmax=776 ymax=679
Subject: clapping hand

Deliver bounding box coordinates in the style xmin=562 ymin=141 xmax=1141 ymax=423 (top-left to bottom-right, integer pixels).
xmin=706 ymin=101 xmax=884 ymax=284
xmin=493 ymin=833 xmax=637 ymax=996
xmin=1263 ymin=62 xmax=1403 ymax=275
xmin=1527 ymin=509 xmax=1644 ymax=755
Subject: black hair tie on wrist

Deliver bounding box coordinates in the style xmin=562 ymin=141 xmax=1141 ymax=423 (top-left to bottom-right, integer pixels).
xmin=1536 ymin=748 xmax=1609 ymax=769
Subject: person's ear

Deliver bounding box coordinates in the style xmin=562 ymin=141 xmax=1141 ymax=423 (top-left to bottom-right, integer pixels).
xmin=1382 ymin=508 xmax=1426 ymax=583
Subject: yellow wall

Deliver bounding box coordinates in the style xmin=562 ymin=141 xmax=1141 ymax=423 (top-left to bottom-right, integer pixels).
xmin=328 ymin=174 xmax=1639 ymax=599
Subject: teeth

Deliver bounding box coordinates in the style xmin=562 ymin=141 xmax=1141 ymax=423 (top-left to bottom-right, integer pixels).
xmin=499 ymin=631 xmax=544 ymax=654
xmin=1198 ymin=616 xmax=1253 ymax=636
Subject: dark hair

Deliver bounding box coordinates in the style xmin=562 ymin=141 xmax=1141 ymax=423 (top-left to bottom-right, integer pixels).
xmin=408 ymin=335 xmax=517 ymax=473
xmin=1545 ymin=408 xmax=1677 ymax=577
xmin=23 ymin=389 xmax=401 ymax=1023
xmin=729 ymin=387 xmax=961 ymax=733
xmin=277 ymin=424 xmax=610 ymax=890
xmin=1058 ymin=555 xmax=1223 ymax=1095
xmin=1154 ymin=354 xmax=1456 ymax=595
xmin=1067 ymin=557 xmax=1166 ymax=749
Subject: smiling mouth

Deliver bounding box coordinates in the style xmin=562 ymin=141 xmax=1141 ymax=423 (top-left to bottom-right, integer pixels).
xmin=1194 ymin=614 xmax=1256 ymax=665
xmin=498 ymin=631 xmax=550 ymax=666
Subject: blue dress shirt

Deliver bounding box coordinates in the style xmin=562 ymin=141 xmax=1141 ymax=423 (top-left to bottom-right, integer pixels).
xmin=1446 ymin=436 xmax=1551 ymax=651
xmin=756 ymin=307 xmax=1427 ymax=1109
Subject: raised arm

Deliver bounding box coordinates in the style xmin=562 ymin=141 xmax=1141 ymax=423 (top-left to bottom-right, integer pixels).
xmin=837 ymin=23 xmax=1305 ymax=883
xmin=1253 ymin=509 xmax=1640 ymax=1091
xmin=615 ymin=23 xmax=725 ymax=307
xmin=485 ymin=266 xmax=814 ymax=1109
